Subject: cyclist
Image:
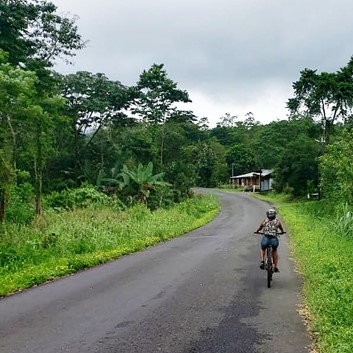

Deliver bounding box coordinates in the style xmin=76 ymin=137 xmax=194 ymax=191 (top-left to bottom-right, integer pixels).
xmin=255 ymin=208 xmax=284 ymax=272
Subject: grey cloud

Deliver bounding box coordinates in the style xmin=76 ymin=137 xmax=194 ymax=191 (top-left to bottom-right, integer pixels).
xmin=53 ymin=0 xmax=353 ymax=121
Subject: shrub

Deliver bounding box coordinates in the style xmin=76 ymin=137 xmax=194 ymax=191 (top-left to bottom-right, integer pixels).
xmin=320 ymin=130 xmax=353 ymax=207
xmin=332 ymin=203 xmax=353 ymax=238
xmin=44 ymin=185 xmax=113 ymax=210
xmin=6 ymin=183 xmax=35 ymax=224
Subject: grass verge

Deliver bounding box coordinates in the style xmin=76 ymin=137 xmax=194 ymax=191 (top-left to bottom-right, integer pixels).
xmin=0 ymin=194 xmax=220 ymax=297
xmin=257 ymin=193 xmax=353 ymax=353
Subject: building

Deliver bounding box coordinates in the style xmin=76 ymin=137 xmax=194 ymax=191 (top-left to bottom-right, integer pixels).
xmin=230 ymin=169 xmax=273 ymax=192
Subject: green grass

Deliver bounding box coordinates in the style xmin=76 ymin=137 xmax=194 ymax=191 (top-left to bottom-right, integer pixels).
xmin=252 ymin=190 xmax=294 ymax=205
xmin=258 ymin=194 xmax=353 ymax=353
xmin=0 ymin=194 xmax=220 ymax=297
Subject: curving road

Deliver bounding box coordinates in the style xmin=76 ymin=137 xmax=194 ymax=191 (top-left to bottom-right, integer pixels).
xmin=0 ymin=190 xmax=311 ymax=353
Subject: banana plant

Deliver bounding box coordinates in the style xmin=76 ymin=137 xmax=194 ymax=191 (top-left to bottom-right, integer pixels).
xmin=100 ymin=161 xmax=171 ymax=206
xmin=120 ymin=162 xmax=171 ymax=203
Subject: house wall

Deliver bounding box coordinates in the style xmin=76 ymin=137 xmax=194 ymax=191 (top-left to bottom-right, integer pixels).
xmin=230 ymin=171 xmax=273 ymax=191
xmin=231 ymin=176 xmax=259 ymax=188
xmin=241 ymin=176 xmax=258 ymax=187
xmin=260 ymin=178 xmax=273 ymax=191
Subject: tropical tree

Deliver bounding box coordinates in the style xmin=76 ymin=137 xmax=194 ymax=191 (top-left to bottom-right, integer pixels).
xmin=0 ymin=51 xmax=37 ymax=168
xmin=133 ymin=63 xmax=191 ymax=124
xmin=167 ymin=109 xmax=197 ymax=124
xmin=132 ymin=64 xmax=191 ymax=167
xmin=287 ymin=57 xmax=353 ymax=143
xmin=274 ymin=134 xmax=320 ymax=196
xmin=0 ymin=0 xmax=84 ymax=68
xmin=226 ymin=144 xmax=256 ymax=177
xmin=0 ymin=0 xmax=85 ymax=214
xmin=216 ymin=112 xmax=239 ymax=128
xmin=249 ymin=117 xmax=320 ymax=169
xmin=60 ymin=71 xmax=135 ymax=178
xmin=0 ymin=52 xmax=37 ymax=220
xmin=30 ymin=96 xmax=65 ymax=214
xmin=211 ymin=112 xmax=260 ymax=149
xmin=185 ymin=140 xmax=227 ymax=187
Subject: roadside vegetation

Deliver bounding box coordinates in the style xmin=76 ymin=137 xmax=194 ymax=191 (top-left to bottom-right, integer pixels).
xmin=0 ymin=190 xmax=220 ymax=297
xmin=257 ymin=193 xmax=353 ymax=353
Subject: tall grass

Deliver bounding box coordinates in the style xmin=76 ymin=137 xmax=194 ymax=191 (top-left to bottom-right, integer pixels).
xmin=260 ymin=194 xmax=353 ymax=353
xmin=0 ymin=194 xmax=220 ymax=297
xmin=332 ymin=203 xmax=353 ymax=238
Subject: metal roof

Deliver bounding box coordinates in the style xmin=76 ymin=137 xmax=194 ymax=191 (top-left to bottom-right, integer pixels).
xmin=230 ymin=169 xmax=273 ymax=179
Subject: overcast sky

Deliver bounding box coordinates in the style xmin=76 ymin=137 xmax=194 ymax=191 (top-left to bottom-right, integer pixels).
xmin=52 ymin=0 xmax=353 ymax=127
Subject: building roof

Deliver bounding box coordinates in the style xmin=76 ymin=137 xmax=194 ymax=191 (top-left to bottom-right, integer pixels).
xmin=257 ymin=169 xmax=273 ymax=177
xmin=230 ymin=169 xmax=273 ymax=179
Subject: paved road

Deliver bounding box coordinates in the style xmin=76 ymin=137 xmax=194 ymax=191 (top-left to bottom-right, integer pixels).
xmin=0 ymin=190 xmax=311 ymax=353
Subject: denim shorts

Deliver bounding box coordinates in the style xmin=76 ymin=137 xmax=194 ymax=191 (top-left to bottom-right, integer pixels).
xmin=261 ymin=235 xmax=279 ymax=251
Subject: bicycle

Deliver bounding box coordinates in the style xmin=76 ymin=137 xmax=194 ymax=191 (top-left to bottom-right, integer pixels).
xmin=254 ymin=231 xmax=285 ymax=288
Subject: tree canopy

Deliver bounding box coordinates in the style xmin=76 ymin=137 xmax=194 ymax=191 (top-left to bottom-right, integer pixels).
xmin=1 ymin=0 xmax=353 ymax=221
xmin=0 ymin=0 xmax=85 ymax=68
xmin=287 ymin=57 xmax=353 ymax=143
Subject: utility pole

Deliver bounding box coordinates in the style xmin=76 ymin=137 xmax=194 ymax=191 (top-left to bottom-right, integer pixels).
xmin=231 ymin=163 xmax=234 ymax=188
xmin=321 ymin=116 xmax=327 ymax=144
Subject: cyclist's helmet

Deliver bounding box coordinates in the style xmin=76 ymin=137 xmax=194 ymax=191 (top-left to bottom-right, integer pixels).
xmin=266 ymin=208 xmax=276 ymax=220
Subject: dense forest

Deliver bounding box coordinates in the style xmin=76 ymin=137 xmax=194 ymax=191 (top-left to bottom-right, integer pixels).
xmin=1 ymin=0 xmax=353 ymax=224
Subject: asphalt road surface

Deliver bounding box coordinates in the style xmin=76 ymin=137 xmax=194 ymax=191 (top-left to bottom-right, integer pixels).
xmin=0 ymin=190 xmax=311 ymax=353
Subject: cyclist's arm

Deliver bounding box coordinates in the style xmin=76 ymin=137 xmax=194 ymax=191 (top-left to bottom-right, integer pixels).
xmin=277 ymin=220 xmax=284 ymax=233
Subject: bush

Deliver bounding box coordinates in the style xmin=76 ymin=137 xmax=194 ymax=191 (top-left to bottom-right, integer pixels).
xmin=44 ymin=185 xmax=113 ymax=210
xmin=6 ymin=183 xmax=35 ymax=224
xmin=332 ymin=203 xmax=353 ymax=238
xmin=320 ymin=130 xmax=353 ymax=206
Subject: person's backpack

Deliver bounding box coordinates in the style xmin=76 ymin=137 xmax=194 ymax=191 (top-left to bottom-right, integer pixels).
xmin=263 ymin=220 xmax=278 ymax=236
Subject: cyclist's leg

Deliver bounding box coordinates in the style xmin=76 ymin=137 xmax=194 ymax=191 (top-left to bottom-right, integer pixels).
xmin=273 ymin=250 xmax=278 ymax=269
xmin=260 ymin=236 xmax=267 ymax=269
xmin=271 ymin=237 xmax=280 ymax=271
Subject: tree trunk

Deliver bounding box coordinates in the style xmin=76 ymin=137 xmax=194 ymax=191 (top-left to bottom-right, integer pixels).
xmin=0 ymin=188 xmax=7 ymax=223
xmin=34 ymin=161 xmax=43 ymax=215
xmin=0 ymin=155 xmax=14 ymax=223
xmin=7 ymin=115 xmax=17 ymax=170
xmin=34 ymin=126 xmax=43 ymax=215
xmin=160 ymin=126 xmax=165 ymax=168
